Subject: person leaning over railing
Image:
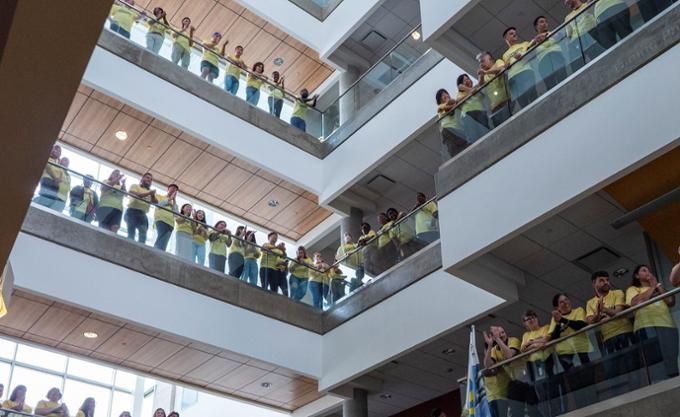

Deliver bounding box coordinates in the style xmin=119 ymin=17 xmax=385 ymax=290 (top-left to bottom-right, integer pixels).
xmin=174 ymin=203 xmax=194 ymax=261
xmin=75 ymin=398 xmax=95 ymax=417
xmin=56 ymin=157 xmax=71 ymax=214
xmin=276 ymin=242 xmax=290 ymax=296
xmin=3 ymin=385 xmax=32 ymax=413
xmin=34 ymin=145 xmax=66 ymax=211
xmin=240 ymin=231 xmax=260 ymax=285
xmin=125 ymin=172 xmax=157 ymax=244
xmin=152 ymin=183 xmax=178 ymax=251
xmin=564 ymin=0 xmax=604 ymax=67
xmin=309 ymin=252 xmax=330 ymax=309
xmin=228 ymin=226 xmax=247 ymax=278
xmin=482 ymin=326 xmax=520 ymax=417
xmin=519 ymin=310 xmax=552 ymax=410
xmin=413 ymin=193 xmax=439 ymax=244
xmin=191 ymin=210 xmax=208 ymax=265
xmin=476 ymin=52 xmax=510 ymax=128
xmin=435 ymin=88 xmax=467 ymax=160
xmin=144 ymin=7 xmax=169 ymax=54
xmin=208 ymin=220 xmax=232 ymax=274
xmin=357 ymin=222 xmax=377 ymax=276
xmin=224 ymin=45 xmax=247 ymax=95
xmin=268 ymin=71 xmax=285 ymax=118
xmin=532 ymin=16 xmax=568 ymax=91
xmin=109 ymin=0 xmax=142 ymax=39
xmin=246 ymin=62 xmax=268 ymax=107
xmin=35 ymin=388 xmax=68 ymax=417
xmin=200 ymin=32 xmax=228 ymax=83
xmin=171 ymin=17 xmax=195 ymax=69
xmin=335 ymin=233 xmax=365 ymax=291
xmin=69 ymin=175 xmax=99 ymax=224
xmin=387 ymin=208 xmax=422 ymax=262
xmin=626 ymin=264 xmax=679 ymax=382
xmin=289 ymin=246 xmax=312 ymax=301
xmin=97 ymin=169 xmax=126 ymax=233
xmin=375 ymin=212 xmax=397 ymax=274
xmin=327 ymin=265 xmax=347 ymax=305
xmin=290 ymin=88 xmax=318 ymax=133
xmin=456 ymin=74 xmax=490 ymax=144
xmin=260 ymin=232 xmax=283 ymax=291
xmin=501 ymin=27 xmax=539 ymax=110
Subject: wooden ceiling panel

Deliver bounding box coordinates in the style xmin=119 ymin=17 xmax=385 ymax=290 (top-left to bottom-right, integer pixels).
xmin=169 ymin=0 xmax=215 ymax=28
xmin=224 ymin=18 xmax=261 ymax=53
xmin=242 ymin=30 xmax=281 ymax=68
xmin=219 ymin=201 xmax=246 ymax=217
xmin=122 ymin=104 xmax=154 ymax=123
xmin=240 ymin=372 xmax=293 ymax=397
xmin=0 ymin=295 xmax=50 ymax=332
xmin=127 ymin=337 xmax=185 ymax=368
xmin=267 ymin=380 xmax=316 ymax=403
xmin=152 ymin=140 xmax=202 ymax=178
xmin=91 ymin=90 xmax=125 ymax=110
xmin=301 ymin=65 xmax=334 ymax=93
xmin=96 ymin=328 xmax=154 ymax=360
xmin=218 ymin=0 xmax=246 ymax=14
xmin=157 ymin=347 xmax=213 ymax=375
xmin=124 ymin=126 xmax=175 ymax=167
xmin=292 ymin=207 xmax=332 ymax=234
xmin=196 ymin=191 xmax=224 ymax=208
xmin=264 ymin=42 xmax=303 ymax=76
xmin=62 ymin=318 xmax=121 ymax=350
xmin=141 ymin=0 xmax=185 ymax=21
xmin=284 ymin=35 xmax=307 ymax=53
xmin=250 ymin=186 xmax=299 ymax=220
xmin=67 ymin=98 xmax=119 ymax=144
xmin=241 ymin=9 xmax=267 ymax=28
xmin=286 ymin=57 xmax=322 ymax=93
xmin=185 ymin=356 xmax=242 ymax=383
xmin=96 ymin=112 xmax=148 ymax=156
xmin=229 ymin=176 xmax=277 ymax=211
xmin=61 ymin=133 xmax=95 ymax=152
xmin=27 ymin=306 xmax=85 ymax=342
xmin=192 ymin=3 xmax=240 ymax=41
xmin=179 ymin=152 xmax=229 ymax=188
xmin=151 ymin=118 xmax=183 ymax=137
xmin=279 ymin=180 xmax=307 ymax=196
xmin=203 ymin=163 xmax=252 ymax=199
xmin=212 ymin=364 xmax=269 ymax=391
xmin=62 ymin=92 xmax=88 ymax=131
xmin=77 ymin=85 xmax=93 ymax=96
xmin=179 ymin=132 xmax=210 ymax=150
xmin=285 ymin=389 xmax=325 ymax=408
xmin=231 ymin=157 xmax=258 ymax=173
xmin=119 ymin=158 xmax=150 ymax=176
xmin=263 ymin=23 xmax=287 ymax=41
xmin=255 ymin=169 xmax=283 ymax=185
xmin=271 ymin=196 xmax=318 ymax=226
xmin=206 ymin=144 xmax=236 ymax=161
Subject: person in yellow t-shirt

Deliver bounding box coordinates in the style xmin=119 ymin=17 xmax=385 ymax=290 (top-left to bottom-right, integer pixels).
xmin=69 ymin=175 xmax=99 ymax=224
xmin=200 ymin=32 xmax=228 ymax=83
xmin=224 ymin=45 xmax=247 ymax=95
xmin=593 ymin=0 xmax=632 ymax=50
xmin=532 ymin=16 xmax=568 ymax=90
xmin=564 ymin=0 xmax=604 ymax=67
xmin=55 ymin=157 xmax=72 ymax=213
xmin=228 ymin=226 xmax=247 ymax=278
xmin=191 ymin=210 xmax=208 ymax=266
xmin=174 ymin=203 xmax=194 ymax=261
xmin=208 ymin=220 xmax=232 ymax=274
xmin=36 ymin=387 xmax=69 ymax=417
xmin=375 ymin=212 xmax=397 ymax=275
xmin=171 ymin=17 xmax=195 ymax=69
xmin=521 ymin=310 xmax=552 ymax=376
xmin=456 ymin=73 xmax=490 ymax=143
xmin=260 ymin=232 xmax=283 ymax=291
xmin=308 ymin=252 xmax=330 ymax=309
xmin=290 ymin=88 xmax=318 ymax=133
xmin=97 ymin=169 xmax=126 ymax=232
xmin=511 ymin=313 xmax=546 ymax=417
xmin=153 ymin=183 xmax=178 ymax=251
xmin=268 ymin=71 xmax=285 ymax=118
xmin=627 ymin=264 xmax=678 ymax=381
xmin=357 ymin=222 xmax=378 ymax=277
xmin=75 ymin=398 xmax=95 ymax=417
xmin=34 ymin=145 xmax=66 ymax=210
xmin=125 ymin=172 xmax=157 ymax=243
xmin=144 ymin=7 xmax=169 ymax=54
xmin=245 ymin=62 xmax=267 ymax=107
xmin=109 ymin=0 xmax=140 ymax=39
xmin=413 ymin=193 xmax=439 ymax=244
xmin=387 ymin=208 xmax=422 ymax=261
xmin=335 ymin=233 xmax=365 ymax=291
xmin=3 ymin=385 xmax=32 ymax=413
xmin=475 ymin=52 xmax=511 ymax=129
xmin=483 ymin=326 xmax=520 ymax=417
xmin=239 ymin=231 xmax=260 ymax=285
xmin=276 ymin=242 xmax=290 ymax=296
xmin=289 ymin=246 xmax=312 ymax=301
xmin=501 ymin=27 xmax=538 ymax=110
xmin=326 ymin=265 xmax=347 ymax=305
xmin=435 ymin=88 xmax=467 ymax=160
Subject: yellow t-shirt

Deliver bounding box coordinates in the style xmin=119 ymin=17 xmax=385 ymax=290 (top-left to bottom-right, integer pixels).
xmin=336 ymin=243 xmax=363 ymax=269
xmin=127 ymin=184 xmax=152 ymax=212
xmin=145 ymin=20 xmax=167 ymax=36
xmin=261 ymin=243 xmax=283 ymax=269
xmin=548 ymin=307 xmax=593 ymax=355
xmin=100 ymin=183 xmax=124 ymax=211
xmin=290 ymin=257 xmax=312 ymax=278
xmin=309 ymin=262 xmax=328 ymax=283
xmin=57 ymin=172 xmax=71 ymax=202
xmin=456 ymin=89 xmax=484 ymax=114
xmin=269 ymin=84 xmax=284 ymax=100
xmin=192 ymin=224 xmax=208 ymax=244
xmin=502 ymin=41 xmax=533 ymax=79
xmin=209 ymin=233 xmax=231 ymax=256
xmin=565 ymin=3 xmax=597 ymax=40
xmin=437 ymin=104 xmax=462 ymax=131
xmin=226 ymin=55 xmax=245 ymax=78
xmin=586 ymin=290 xmax=633 ymax=341
xmin=377 ymin=222 xmax=394 ymax=248
xmin=3 ymin=400 xmax=32 ymax=413
xmin=173 ymin=28 xmax=192 ymax=51
xmin=535 ymin=32 xmax=563 ymax=61
xmin=228 ymin=240 xmax=245 ymax=256
xmin=481 ymin=60 xmax=509 ymax=111
xmin=247 ymin=74 xmax=265 ymax=90
xmin=41 ymin=157 xmax=63 ymax=185
xmin=415 ymin=201 xmax=438 ymax=235
xmin=243 ymin=244 xmax=261 ymax=260
xmin=110 ymin=4 xmax=139 ymax=32
xmin=73 ymin=187 xmax=97 ymax=214
xmin=625 ymin=286 xmax=676 ymax=331
xmin=175 ymin=217 xmax=193 ymax=235
xmin=594 ymin=0 xmax=627 ymax=19
xmin=202 ymin=42 xmax=221 ymax=67
xmin=358 ymin=230 xmax=377 ymax=246
xmin=36 ymin=400 xmax=61 ymax=417
xmin=521 ymin=325 xmax=551 ymax=362
xmin=388 ymin=222 xmax=414 ymax=245
xmin=292 ymin=100 xmax=308 ymax=119
xmin=153 ymin=194 xmax=176 ymax=227
xmin=484 ymin=337 xmax=521 ymax=402
xmin=76 ymin=411 xmax=86 ymax=417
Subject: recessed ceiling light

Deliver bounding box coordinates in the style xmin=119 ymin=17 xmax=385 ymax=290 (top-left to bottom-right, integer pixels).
xmin=379 ymin=394 xmax=392 ymax=399
xmin=613 ymin=267 xmax=629 ymax=278
xmin=115 ymin=130 xmax=128 ymax=141
xmin=441 ymin=347 xmax=456 ymax=355
xmin=268 ymin=199 xmax=279 ymax=208
xmin=273 ymin=57 xmax=284 ymax=66
xmin=260 ymin=382 xmax=272 ymax=388
xmin=83 ymin=331 xmax=99 ymax=339
xmin=411 ymin=31 xmax=421 ymax=41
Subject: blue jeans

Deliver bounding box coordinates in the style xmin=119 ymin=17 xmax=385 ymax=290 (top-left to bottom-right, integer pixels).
xmin=125 ymin=208 xmax=148 ymax=243
xmin=241 ymin=259 xmax=258 ymax=285
xmin=289 ymin=276 xmax=308 ymax=301
xmin=209 ymin=253 xmax=226 ymax=273
xmin=228 ymin=252 xmax=244 ymax=278
xmin=175 ymin=231 xmax=193 ymax=261
xmin=309 ymin=281 xmax=323 ymax=309
xmin=109 ymin=22 xmax=131 ymax=39
xmin=33 ymin=195 xmax=61 ymax=211
xmin=268 ymin=97 xmax=283 ymax=117
xmin=171 ymin=43 xmax=191 ymax=69
xmin=246 ymin=86 xmax=260 ymax=106
xmin=154 ymin=221 xmax=174 ymax=251
xmin=224 ymin=75 xmax=239 ymax=95
xmin=192 ymin=242 xmax=206 ymax=266
xmin=291 ymin=116 xmax=306 ymax=132
xmin=146 ymin=32 xmax=164 ymax=54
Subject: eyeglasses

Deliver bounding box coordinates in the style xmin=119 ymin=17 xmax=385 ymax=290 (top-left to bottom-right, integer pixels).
xmin=523 ymin=316 xmax=537 ymax=322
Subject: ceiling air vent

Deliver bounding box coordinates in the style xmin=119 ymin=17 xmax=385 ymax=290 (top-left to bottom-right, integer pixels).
xmin=366 ymin=174 xmax=395 ymax=193
xmin=361 ymin=30 xmax=387 ymax=50
xmin=574 ymin=247 xmax=621 ymax=272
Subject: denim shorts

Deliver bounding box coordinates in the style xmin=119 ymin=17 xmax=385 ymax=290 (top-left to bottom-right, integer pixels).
xmin=200 ymin=60 xmax=219 ymax=78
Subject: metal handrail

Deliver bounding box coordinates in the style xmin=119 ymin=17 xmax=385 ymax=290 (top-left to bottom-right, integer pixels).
xmin=44 ymin=162 xmax=324 ymax=272
xmin=486 ymin=284 xmax=680 ymax=371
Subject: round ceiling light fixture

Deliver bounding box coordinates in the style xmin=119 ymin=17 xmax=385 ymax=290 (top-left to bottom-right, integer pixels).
xmin=83 ymin=331 xmax=99 ymax=339
xmin=115 ymin=130 xmax=128 ymax=141
xmin=379 ymin=394 xmax=392 ymax=400
xmin=273 ymin=57 xmax=284 ymax=66
xmin=261 ymin=382 xmax=272 ymax=388
xmin=268 ymin=199 xmax=280 ymax=208
xmin=411 ymin=31 xmax=421 ymax=40
xmin=441 ymin=347 xmax=456 ymax=355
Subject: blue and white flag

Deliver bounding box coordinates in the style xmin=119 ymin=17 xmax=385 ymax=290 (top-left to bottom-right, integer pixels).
xmin=464 ymin=325 xmax=491 ymax=417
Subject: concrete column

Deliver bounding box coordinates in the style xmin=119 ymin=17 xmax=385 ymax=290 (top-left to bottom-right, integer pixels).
xmin=342 ymin=388 xmax=368 ymax=417
xmin=339 ymin=65 xmax=361 ymax=124
xmin=340 ymin=207 xmax=363 ymax=242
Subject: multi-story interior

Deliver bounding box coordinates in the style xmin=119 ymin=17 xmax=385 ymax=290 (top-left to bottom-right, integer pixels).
xmin=2 ymin=1 xmax=679 ymax=417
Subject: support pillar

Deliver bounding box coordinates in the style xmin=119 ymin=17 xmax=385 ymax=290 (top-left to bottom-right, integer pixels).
xmin=339 ymin=65 xmax=361 ymax=124
xmin=342 ymin=388 xmax=368 ymax=417
xmin=340 ymin=207 xmax=363 ymax=242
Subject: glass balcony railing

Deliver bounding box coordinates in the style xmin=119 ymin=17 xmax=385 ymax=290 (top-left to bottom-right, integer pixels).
xmin=322 ymin=25 xmax=430 ymax=139
xmin=288 ymin=0 xmax=344 ymax=21
xmin=436 ymin=0 xmax=675 ymax=162
xmin=481 ymin=284 xmax=680 ymax=416
xmin=105 ymin=1 xmax=428 ymax=143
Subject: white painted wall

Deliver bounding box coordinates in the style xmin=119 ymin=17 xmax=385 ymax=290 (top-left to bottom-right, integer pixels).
xmin=318 ymin=57 xmax=464 ymax=205
xmin=83 ymin=47 xmax=325 ymax=194
xmin=420 ymin=0 xmax=478 ymax=41
xmin=236 ymin=0 xmax=383 ymax=60
xmin=438 ymin=43 xmax=680 ymax=272
xmin=319 ymin=269 xmax=503 ymax=390
xmin=10 ymin=232 xmax=324 ymax=378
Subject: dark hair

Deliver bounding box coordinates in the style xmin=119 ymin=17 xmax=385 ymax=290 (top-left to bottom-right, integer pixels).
xmin=80 ymin=398 xmax=95 ymax=417
xmin=181 ymin=17 xmax=191 ymax=23
xmin=268 ymin=231 xmax=278 ymax=238
xmin=153 ymin=7 xmax=164 ymax=15
xmin=180 ymin=203 xmax=192 ymax=216
xmin=214 ymin=220 xmax=226 ymax=229
xmin=431 ymin=408 xmax=444 ymax=417
xmin=477 ymin=51 xmax=493 ymax=61
xmin=253 ymin=61 xmax=264 ymax=72
xmin=591 ymin=270 xmax=609 ymax=281
xmin=168 ymin=413 xmax=179 ymax=417
xmin=456 ymin=73 xmax=469 ymax=86
xmin=435 ymin=88 xmax=449 ymax=104
xmin=272 ymin=70 xmax=280 ymax=77
xmin=523 ymin=309 xmax=537 ymax=319
xmin=502 ymin=27 xmax=517 ymax=38
xmin=168 ymin=183 xmax=179 ymax=190
xmin=552 ymin=293 xmax=567 ymax=308
xmin=631 ymin=264 xmax=649 ymax=287
xmin=361 ymin=222 xmax=371 ymax=231
xmin=9 ymin=385 xmax=26 ymax=401
xmin=533 ymin=15 xmax=547 ymax=29
xmin=154 ymin=408 xmax=166 ymax=417
xmin=193 ymin=210 xmax=207 ymax=224
xmin=143 ymin=172 xmax=153 ymax=178
xmin=245 ymin=230 xmax=256 ymax=243
xmin=297 ymin=246 xmax=307 ymax=258
xmin=386 ymin=207 xmax=398 ymax=215
xmin=236 ymin=45 xmax=244 ymax=50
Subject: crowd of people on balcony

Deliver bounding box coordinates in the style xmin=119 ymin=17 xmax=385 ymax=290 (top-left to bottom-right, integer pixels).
xmin=107 ymin=0 xmax=318 ymax=132
xmin=435 ymin=0 xmax=674 ymax=160
xmin=0 ymin=385 xmax=177 ymax=417
xmin=480 ymin=255 xmax=680 ymax=417
xmin=33 ymin=146 xmax=440 ymax=309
